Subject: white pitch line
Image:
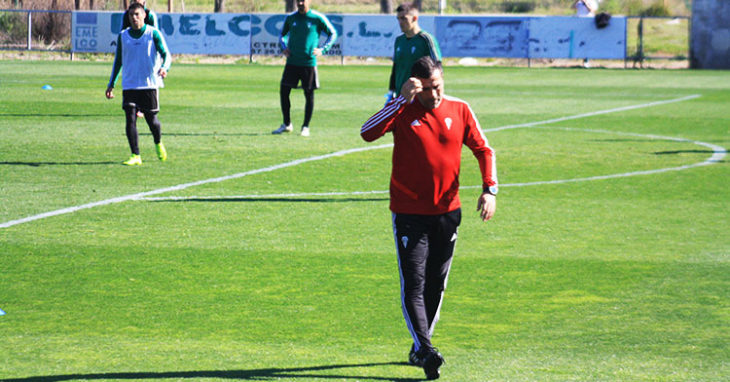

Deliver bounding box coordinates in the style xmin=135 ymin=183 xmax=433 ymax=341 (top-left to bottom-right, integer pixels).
xmin=0 ymin=144 xmax=390 ymax=228
xmin=487 ymin=94 xmax=702 ymax=132
xmin=140 ymin=127 xmax=727 ymax=201
xmin=471 ymin=128 xmax=726 ymax=187
xmin=142 ymin=190 xmax=390 ymax=202
xmin=0 ymin=94 xmax=718 ymax=228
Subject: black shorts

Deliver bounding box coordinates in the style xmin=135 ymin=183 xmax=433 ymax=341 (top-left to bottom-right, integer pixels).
xmin=122 ymin=89 xmax=159 ymax=113
xmin=281 ymin=64 xmax=319 ymax=91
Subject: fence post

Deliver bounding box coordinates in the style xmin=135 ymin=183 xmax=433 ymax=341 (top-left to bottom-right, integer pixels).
xmin=26 ymin=11 xmax=32 ymax=50
xmin=636 ymin=17 xmax=644 ymax=68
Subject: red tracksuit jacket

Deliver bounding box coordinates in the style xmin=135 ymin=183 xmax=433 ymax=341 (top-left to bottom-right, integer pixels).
xmin=361 ymin=95 xmax=497 ymax=215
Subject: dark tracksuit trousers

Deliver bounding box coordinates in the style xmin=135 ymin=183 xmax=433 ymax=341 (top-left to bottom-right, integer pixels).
xmin=122 ymin=89 xmax=162 ymax=155
xmin=124 ymin=108 xmax=161 ymax=155
xmin=392 ymin=208 xmax=461 ymax=353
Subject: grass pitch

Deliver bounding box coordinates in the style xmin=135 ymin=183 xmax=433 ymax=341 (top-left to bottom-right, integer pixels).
xmin=0 ymin=60 xmax=728 ymax=381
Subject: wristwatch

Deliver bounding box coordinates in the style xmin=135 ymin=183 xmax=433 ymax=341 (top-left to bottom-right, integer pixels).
xmin=483 ymin=185 xmax=498 ymax=195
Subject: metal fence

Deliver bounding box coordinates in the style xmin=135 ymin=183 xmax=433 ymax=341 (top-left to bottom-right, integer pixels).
xmin=0 ymin=9 xmax=72 ymax=52
xmin=625 ymin=16 xmax=690 ymax=68
xmin=0 ymin=9 xmax=691 ymax=68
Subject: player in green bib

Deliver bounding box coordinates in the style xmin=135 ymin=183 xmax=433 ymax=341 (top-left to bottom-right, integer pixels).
xmin=387 ymin=3 xmax=441 ymax=103
xmin=272 ymin=0 xmax=338 ymax=137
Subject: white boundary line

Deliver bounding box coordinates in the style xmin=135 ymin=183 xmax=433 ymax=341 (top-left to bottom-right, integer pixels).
xmin=0 ymin=144 xmax=390 ymax=229
xmin=141 ymin=126 xmax=726 ymax=201
xmin=488 ymin=94 xmax=702 ymax=132
xmin=469 ymin=127 xmax=726 ymax=187
xmin=141 ymin=190 xmax=390 ymax=202
xmin=1 ymin=94 xmax=723 ymax=228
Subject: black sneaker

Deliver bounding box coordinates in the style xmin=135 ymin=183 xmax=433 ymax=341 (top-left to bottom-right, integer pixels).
xmin=422 ymin=348 xmax=445 ymax=380
xmin=408 ymin=344 xmax=424 ymax=366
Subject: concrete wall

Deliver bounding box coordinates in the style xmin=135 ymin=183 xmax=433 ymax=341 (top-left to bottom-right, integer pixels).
xmin=691 ymin=0 xmax=730 ymax=69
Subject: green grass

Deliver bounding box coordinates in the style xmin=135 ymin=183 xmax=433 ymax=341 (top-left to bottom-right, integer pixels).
xmin=626 ymin=17 xmax=689 ymax=59
xmin=1 ymin=60 xmax=728 ymax=381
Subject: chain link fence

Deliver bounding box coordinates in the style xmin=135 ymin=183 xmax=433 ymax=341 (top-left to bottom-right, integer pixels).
xmin=0 ymin=8 xmax=690 ymax=68
xmin=0 ymin=9 xmax=71 ymax=52
xmin=626 ymin=16 xmax=689 ymax=68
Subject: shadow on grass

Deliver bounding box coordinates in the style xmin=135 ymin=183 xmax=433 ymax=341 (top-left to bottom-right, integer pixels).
xmin=0 ymin=114 xmax=110 ymax=118
xmin=0 ymin=362 xmax=422 ymax=382
xmin=590 ymin=138 xmax=660 ymax=143
xmin=0 ymin=161 xmax=117 ymax=167
xmin=653 ymin=149 xmax=721 ymax=155
xmin=139 ymin=132 xmax=269 ymax=137
xmin=148 ymin=197 xmax=389 ymax=203
xmin=653 ymin=149 xmax=727 ymax=163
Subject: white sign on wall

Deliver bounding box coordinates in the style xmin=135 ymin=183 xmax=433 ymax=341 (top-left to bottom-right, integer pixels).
xmin=250 ymin=13 xmax=343 ymax=57
xmin=528 ymin=16 xmax=626 ymax=59
xmin=73 ymin=11 xmax=252 ymax=55
xmin=72 ymin=12 xmax=626 ymax=60
xmin=342 ymin=15 xmax=435 ymax=57
xmin=72 ymin=12 xmax=115 ymax=53
xmin=157 ymin=13 xmax=251 ymax=55
xmin=436 ymin=16 xmax=529 ymax=58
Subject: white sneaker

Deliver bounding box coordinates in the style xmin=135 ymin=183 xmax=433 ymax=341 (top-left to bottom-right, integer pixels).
xmin=272 ymin=124 xmax=293 ymax=134
xmin=300 ymin=126 xmax=310 ymax=137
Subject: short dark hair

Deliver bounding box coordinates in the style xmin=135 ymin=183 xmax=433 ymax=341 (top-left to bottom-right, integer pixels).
xmin=128 ymin=2 xmax=145 ymax=13
xmin=410 ymin=56 xmax=443 ymax=79
xmin=396 ymin=3 xmax=418 ymax=14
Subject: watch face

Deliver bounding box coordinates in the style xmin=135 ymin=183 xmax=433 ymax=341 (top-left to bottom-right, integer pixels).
xmin=489 ymin=186 xmax=498 ymax=195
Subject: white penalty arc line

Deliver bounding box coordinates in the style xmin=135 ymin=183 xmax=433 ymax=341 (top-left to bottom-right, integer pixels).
xmin=472 ymin=128 xmax=726 ymax=187
xmin=0 ymin=94 xmax=721 ymax=228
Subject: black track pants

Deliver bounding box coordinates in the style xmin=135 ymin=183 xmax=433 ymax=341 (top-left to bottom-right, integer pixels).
xmin=124 ymin=107 xmax=161 ymax=155
xmin=392 ymin=208 xmax=461 ymax=352
xmin=280 ymin=85 xmax=315 ymax=127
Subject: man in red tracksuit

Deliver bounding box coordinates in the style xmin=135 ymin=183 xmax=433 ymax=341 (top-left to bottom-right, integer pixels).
xmin=361 ymin=57 xmax=497 ymax=380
